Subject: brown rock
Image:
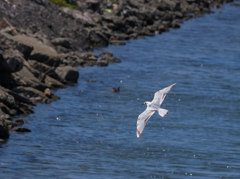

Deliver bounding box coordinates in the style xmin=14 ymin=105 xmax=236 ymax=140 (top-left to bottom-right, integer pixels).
xmin=44 ymin=75 xmax=65 ymax=89
xmin=51 ymin=38 xmax=71 ymax=49
xmin=96 ymin=60 xmax=109 ymax=66
xmin=99 ymin=50 xmax=121 ymax=63
xmin=55 ymin=66 xmax=79 ymax=83
xmin=16 ymin=43 xmax=33 ymax=60
xmin=44 ymin=88 xmax=51 ymax=97
xmin=12 ymin=127 xmax=31 ymax=132
xmin=15 ymin=118 xmax=25 ymax=126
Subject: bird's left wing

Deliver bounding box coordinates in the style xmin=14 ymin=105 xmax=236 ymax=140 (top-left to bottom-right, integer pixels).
xmin=136 ymin=108 xmax=155 ymax=138
xmin=151 ymin=83 xmax=176 ymax=106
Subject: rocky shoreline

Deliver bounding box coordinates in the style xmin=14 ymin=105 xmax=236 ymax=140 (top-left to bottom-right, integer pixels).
xmin=0 ymin=0 xmax=234 ymax=139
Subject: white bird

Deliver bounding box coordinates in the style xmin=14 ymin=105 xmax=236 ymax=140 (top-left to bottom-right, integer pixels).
xmin=136 ymin=83 xmax=176 ymax=138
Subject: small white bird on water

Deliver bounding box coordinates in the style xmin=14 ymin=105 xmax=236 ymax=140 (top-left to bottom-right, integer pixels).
xmin=136 ymin=83 xmax=176 ymax=138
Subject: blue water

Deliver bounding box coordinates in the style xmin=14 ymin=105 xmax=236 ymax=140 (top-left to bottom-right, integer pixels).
xmin=1 ymin=3 xmax=240 ymax=178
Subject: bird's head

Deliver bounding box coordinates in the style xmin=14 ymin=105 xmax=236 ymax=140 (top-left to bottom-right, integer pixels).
xmin=144 ymin=101 xmax=151 ymax=106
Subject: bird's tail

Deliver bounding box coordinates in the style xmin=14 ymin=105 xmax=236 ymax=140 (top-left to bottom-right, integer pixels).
xmin=158 ymin=108 xmax=168 ymax=117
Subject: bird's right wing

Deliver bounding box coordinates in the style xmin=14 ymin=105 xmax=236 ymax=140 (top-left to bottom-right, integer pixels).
xmin=152 ymin=83 xmax=176 ymax=106
xmin=136 ymin=108 xmax=155 ymax=138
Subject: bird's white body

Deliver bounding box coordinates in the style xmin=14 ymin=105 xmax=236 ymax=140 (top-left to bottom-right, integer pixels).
xmin=136 ymin=83 xmax=176 ymax=138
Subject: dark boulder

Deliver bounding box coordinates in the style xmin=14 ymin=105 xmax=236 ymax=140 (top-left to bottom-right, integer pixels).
xmin=12 ymin=127 xmax=31 ymax=132
xmin=0 ymin=119 xmax=9 ymax=139
xmin=29 ymin=53 xmax=61 ymax=67
xmin=51 ymin=38 xmax=71 ymax=49
xmin=87 ymin=29 xmax=109 ymax=48
xmin=16 ymin=43 xmax=33 ymax=60
xmin=55 ymin=66 xmax=79 ymax=83
xmin=0 ymin=54 xmax=22 ymax=73
xmin=85 ymin=0 xmax=101 ymax=12
xmin=15 ymin=118 xmax=25 ymax=126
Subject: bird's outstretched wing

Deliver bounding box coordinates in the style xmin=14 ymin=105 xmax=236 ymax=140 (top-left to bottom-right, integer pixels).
xmin=151 ymin=83 xmax=176 ymax=106
xmin=136 ymin=108 xmax=155 ymax=138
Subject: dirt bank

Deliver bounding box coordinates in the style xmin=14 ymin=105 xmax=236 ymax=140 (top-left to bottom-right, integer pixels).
xmin=0 ymin=0 xmax=234 ymax=139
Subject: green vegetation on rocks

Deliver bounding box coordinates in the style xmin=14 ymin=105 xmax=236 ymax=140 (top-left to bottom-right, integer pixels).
xmin=49 ymin=0 xmax=78 ymax=9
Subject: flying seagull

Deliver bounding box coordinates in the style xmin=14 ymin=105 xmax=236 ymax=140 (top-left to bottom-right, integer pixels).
xmin=136 ymin=83 xmax=176 ymax=138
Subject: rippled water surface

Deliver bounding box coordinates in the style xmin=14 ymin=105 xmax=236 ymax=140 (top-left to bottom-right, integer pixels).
xmin=1 ymin=3 xmax=240 ymax=178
